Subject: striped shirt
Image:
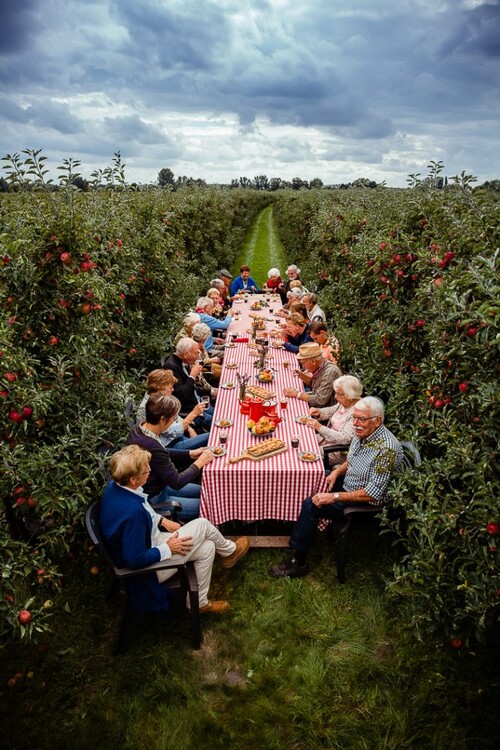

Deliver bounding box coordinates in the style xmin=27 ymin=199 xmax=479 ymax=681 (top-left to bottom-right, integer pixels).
xmin=344 ymin=424 xmax=403 ymax=505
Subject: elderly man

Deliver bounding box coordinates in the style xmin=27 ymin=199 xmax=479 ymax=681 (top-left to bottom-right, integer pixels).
xmin=100 ymin=444 xmax=249 ymax=614
xmin=162 ymin=338 xmax=215 ymax=430
xmin=283 ymin=342 xmax=340 ymax=408
xmin=269 ymin=397 xmax=403 ymax=578
xmin=195 ymin=296 xmax=233 ymax=352
xmin=302 ymin=293 xmax=326 ymax=323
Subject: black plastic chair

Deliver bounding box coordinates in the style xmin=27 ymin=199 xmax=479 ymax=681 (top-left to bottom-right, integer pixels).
xmin=85 ymin=502 xmax=201 ymax=653
xmin=322 ymin=443 xmax=351 ymax=472
xmin=331 ymin=440 xmax=421 ymax=583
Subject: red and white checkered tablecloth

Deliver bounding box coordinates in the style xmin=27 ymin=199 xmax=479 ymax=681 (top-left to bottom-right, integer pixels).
xmin=200 ymin=293 xmax=328 ymax=525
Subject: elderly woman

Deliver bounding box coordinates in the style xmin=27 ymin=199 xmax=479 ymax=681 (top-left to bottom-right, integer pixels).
xmin=304 ymin=375 xmax=363 ymax=466
xmin=100 ymin=444 xmax=249 ymax=615
xmin=127 ymin=393 xmax=214 ymax=521
xmin=195 ymin=296 xmax=233 ymax=352
xmin=206 ymin=287 xmax=224 ymax=318
xmin=309 ymin=320 xmax=340 ymax=366
xmin=192 ymin=322 xmax=222 ymax=382
xmin=283 ymin=342 xmax=340 ymax=408
xmin=302 ymin=293 xmax=326 ymax=323
xmin=174 ymin=312 xmax=201 ymax=346
xmin=136 ymin=369 xmax=209 ymax=450
xmin=263 ymin=267 xmax=282 ymax=292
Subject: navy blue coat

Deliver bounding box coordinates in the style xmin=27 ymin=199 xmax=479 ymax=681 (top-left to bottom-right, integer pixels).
xmin=99 ymin=481 xmax=171 ymax=613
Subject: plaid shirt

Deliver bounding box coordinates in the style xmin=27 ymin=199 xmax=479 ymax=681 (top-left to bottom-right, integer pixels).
xmin=344 ymin=424 xmax=403 ymax=505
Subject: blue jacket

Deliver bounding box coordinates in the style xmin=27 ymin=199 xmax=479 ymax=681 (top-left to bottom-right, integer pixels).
xmin=198 ymin=311 xmax=232 ymax=350
xmin=283 ymin=323 xmax=312 ymax=354
xmin=230 ymin=276 xmax=260 ymax=296
xmin=99 ymin=481 xmax=171 ymax=612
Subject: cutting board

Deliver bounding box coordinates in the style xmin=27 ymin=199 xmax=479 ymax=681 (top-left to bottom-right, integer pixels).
xmin=228 ymin=444 xmax=288 ymax=464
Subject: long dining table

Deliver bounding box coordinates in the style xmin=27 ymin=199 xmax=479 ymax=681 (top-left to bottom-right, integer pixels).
xmin=200 ymin=293 xmax=328 ymax=530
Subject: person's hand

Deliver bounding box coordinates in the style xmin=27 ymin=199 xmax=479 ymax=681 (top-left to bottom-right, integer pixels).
xmin=309 ymin=408 xmax=321 ymax=418
xmin=325 ymin=469 xmax=340 ymax=490
xmin=195 ymin=449 xmax=215 ymax=468
xmin=283 ymin=387 xmax=298 ymax=398
xmin=160 ymin=518 xmax=181 ymax=533
xmin=312 ymin=492 xmax=334 ymax=507
xmin=187 ymin=427 xmax=197 ymax=437
xmin=167 ymin=532 xmax=193 ymax=556
xmin=191 ymin=402 xmax=206 ymax=418
xmin=190 ymin=362 xmax=203 ymax=378
xmin=189 ymin=447 xmax=206 ymax=458
xmin=209 ymin=356 xmax=221 ymax=364
xmin=305 ymin=418 xmax=321 ymax=431
xmin=294 ymin=369 xmax=308 ymax=383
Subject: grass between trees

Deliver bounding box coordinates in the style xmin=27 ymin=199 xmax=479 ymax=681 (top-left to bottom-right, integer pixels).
xmin=233 ymin=204 xmax=289 ymax=284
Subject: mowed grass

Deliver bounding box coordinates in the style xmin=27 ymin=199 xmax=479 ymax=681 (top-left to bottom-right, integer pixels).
xmin=2 ymin=529 xmax=498 ymax=750
xmin=233 ymin=204 xmax=289 ymax=286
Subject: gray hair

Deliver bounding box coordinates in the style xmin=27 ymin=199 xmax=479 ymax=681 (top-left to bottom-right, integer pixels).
xmin=356 ymin=396 xmax=385 ymax=420
xmin=334 ymin=375 xmax=363 ymax=399
xmin=303 ymin=292 xmax=317 ymax=305
xmin=196 ymin=296 xmax=212 ymax=310
xmin=210 ymin=278 xmax=225 ymax=289
xmin=287 ymin=264 xmax=301 ymax=275
xmin=183 ymin=312 xmax=201 ymax=328
xmin=287 ymin=287 xmax=303 ymax=299
xmin=191 ymin=322 xmax=211 ymax=343
xmin=176 ymin=337 xmax=198 ymax=357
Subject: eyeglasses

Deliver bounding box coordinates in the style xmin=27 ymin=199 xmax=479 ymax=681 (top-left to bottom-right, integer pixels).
xmin=352 ymin=415 xmax=378 ymax=423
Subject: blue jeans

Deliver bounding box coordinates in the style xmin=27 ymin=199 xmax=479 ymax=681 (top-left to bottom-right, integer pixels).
xmin=169 ymin=432 xmax=209 ymax=450
xmin=150 ymin=483 xmax=201 ymax=522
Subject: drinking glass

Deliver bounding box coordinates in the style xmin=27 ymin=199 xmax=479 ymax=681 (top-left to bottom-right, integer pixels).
xmin=220 ymin=430 xmax=228 ymax=446
xmin=200 ymin=396 xmax=210 ymax=407
xmin=280 ymin=397 xmax=288 ymax=410
xmin=291 ymin=435 xmax=300 ymax=449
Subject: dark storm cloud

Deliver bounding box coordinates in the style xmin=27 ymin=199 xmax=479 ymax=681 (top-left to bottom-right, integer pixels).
xmin=0 ymin=0 xmax=498 ymax=184
xmin=0 ymin=0 xmax=40 ymax=54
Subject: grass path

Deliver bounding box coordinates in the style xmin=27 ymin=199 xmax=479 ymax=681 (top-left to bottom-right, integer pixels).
xmin=233 ymin=204 xmax=288 ymax=286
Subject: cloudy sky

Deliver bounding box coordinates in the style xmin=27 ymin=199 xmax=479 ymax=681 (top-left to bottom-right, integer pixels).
xmin=0 ymin=0 xmax=499 ymax=186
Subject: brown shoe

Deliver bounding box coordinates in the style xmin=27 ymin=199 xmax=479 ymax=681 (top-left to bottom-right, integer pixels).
xmin=221 ymin=536 xmax=250 ymax=568
xmin=198 ymin=600 xmax=230 ymax=614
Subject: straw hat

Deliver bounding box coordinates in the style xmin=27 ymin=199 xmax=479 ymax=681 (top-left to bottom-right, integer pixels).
xmin=296 ymin=342 xmax=322 ymax=360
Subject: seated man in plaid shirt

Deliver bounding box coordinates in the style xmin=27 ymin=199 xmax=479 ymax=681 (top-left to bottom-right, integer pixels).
xmin=269 ymin=396 xmax=403 ymax=578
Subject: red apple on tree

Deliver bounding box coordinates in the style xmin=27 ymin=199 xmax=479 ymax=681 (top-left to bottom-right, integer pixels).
xmin=18 ymin=610 xmax=31 ymax=624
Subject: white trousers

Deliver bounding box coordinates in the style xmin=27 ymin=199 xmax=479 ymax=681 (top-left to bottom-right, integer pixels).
xmin=156 ymin=518 xmax=236 ymax=607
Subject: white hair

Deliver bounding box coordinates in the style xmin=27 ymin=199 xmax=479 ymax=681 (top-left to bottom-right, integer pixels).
xmin=196 ymin=296 xmax=212 ymax=310
xmin=183 ymin=312 xmax=201 ymax=327
xmin=176 ymin=337 xmax=198 ymax=357
xmin=191 ymin=322 xmax=211 ymax=342
xmin=287 ymin=264 xmax=301 ymax=275
xmin=287 ymin=287 xmax=303 ymax=299
xmin=334 ymin=375 xmax=363 ymax=399
xmin=356 ymin=396 xmax=385 ymax=420
xmin=267 ymin=267 xmax=281 ymax=278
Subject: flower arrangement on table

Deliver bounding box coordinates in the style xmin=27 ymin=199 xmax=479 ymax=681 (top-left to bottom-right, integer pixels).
xmin=236 ymin=371 xmax=251 ymax=402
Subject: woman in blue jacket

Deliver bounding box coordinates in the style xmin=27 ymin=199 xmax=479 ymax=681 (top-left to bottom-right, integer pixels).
xmin=230 ymin=265 xmax=260 ymax=297
xmin=100 ymin=445 xmax=249 ymax=614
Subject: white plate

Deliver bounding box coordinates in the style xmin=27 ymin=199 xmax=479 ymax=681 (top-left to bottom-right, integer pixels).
xmin=221 ymin=382 xmax=235 ymax=389
xmin=208 ymin=446 xmax=227 ymax=457
xmin=215 ymin=418 xmax=233 ymax=428
xmin=294 ymin=415 xmax=311 ymax=425
xmin=298 ymin=451 xmax=319 ymax=462
xmin=224 ymin=342 xmax=236 ymax=348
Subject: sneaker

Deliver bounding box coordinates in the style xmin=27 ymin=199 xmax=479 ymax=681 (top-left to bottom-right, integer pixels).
xmin=221 ymin=536 xmax=250 ymax=568
xmin=268 ymin=558 xmax=309 ymax=578
xmin=198 ymin=600 xmax=230 ymax=614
